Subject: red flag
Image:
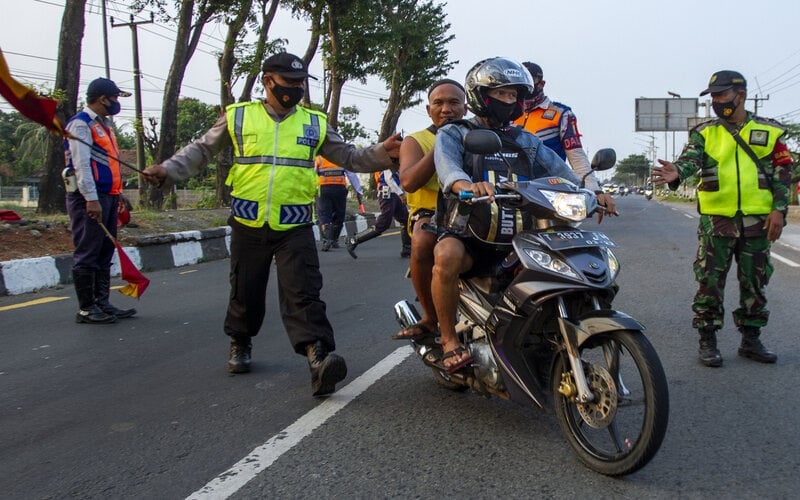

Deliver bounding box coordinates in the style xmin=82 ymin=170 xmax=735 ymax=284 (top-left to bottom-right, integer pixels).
xmin=0 ymin=47 xmax=63 ymax=134
xmin=114 ymin=239 xmax=150 ymax=298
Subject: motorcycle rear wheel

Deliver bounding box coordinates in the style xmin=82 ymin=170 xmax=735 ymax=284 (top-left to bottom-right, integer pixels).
xmin=553 ymin=329 xmax=669 ymax=476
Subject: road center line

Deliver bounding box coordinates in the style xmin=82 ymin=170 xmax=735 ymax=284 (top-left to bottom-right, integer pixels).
xmin=186 ymin=345 xmax=413 ymax=499
xmin=771 ymin=252 xmax=800 ymax=268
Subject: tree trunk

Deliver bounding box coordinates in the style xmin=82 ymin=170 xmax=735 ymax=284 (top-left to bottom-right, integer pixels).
xmin=38 ymin=0 xmax=86 ymax=214
xmin=237 ymin=0 xmax=280 ymax=102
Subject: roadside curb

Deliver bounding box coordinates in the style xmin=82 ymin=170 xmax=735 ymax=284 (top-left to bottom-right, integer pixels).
xmin=0 ymin=214 xmax=375 ymax=296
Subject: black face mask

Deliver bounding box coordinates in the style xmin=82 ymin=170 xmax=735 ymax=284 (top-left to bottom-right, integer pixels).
xmin=271 ymin=82 xmax=304 ymax=108
xmin=712 ymin=97 xmax=738 ymax=119
xmin=103 ymin=98 xmax=121 ymax=116
xmin=486 ymin=96 xmax=523 ymax=125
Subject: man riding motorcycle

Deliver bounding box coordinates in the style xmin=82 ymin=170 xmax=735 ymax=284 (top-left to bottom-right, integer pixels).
xmin=431 ymin=57 xmax=584 ymax=372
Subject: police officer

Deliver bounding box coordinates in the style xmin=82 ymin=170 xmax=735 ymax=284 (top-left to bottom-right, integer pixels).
xmin=64 ymin=77 xmax=137 ymax=324
xmin=652 ymin=70 xmax=793 ymax=367
xmin=143 ymin=52 xmax=401 ymax=396
xmin=345 ymin=169 xmax=411 ymax=258
xmin=513 ymin=62 xmax=616 ymax=215
xmin=315 ymin=155 xmax=348 ymax=251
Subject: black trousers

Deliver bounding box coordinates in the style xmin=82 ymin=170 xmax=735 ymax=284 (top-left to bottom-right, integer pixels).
xmin=224 ymin=217 xmax=335 ymax=354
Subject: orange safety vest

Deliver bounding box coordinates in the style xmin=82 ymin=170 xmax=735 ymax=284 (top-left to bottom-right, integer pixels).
xmin=316 ymin=156 xmax=347 ymax=186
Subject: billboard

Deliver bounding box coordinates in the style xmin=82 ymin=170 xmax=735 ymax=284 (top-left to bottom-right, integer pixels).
xmin=635 ymin=98 xmax=699 ymax=132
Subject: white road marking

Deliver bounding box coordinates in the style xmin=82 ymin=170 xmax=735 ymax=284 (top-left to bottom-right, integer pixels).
xmin=186 ymin=345 xmax=413 ymax=499
xmin=771 ymin=252 xmax=800 ymax=268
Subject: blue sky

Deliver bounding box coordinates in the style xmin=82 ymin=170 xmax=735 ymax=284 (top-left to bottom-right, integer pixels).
xmin=2 ymin=0 xmax=799 ymax=173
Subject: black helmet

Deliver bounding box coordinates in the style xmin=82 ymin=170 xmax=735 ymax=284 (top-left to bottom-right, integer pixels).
xmin=465 ymin=57 xmax=534 ymax=118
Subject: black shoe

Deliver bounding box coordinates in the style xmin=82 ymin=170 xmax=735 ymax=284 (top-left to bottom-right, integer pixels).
xmin=227 ymin=339 xmax=252 ymax=373
xmin=698 ymin=329 xmax=722 ymax=367
xmin=738 ymin=328 xmax=777 ymax=363
xmin=306 ymin=340 xmax=347 ymax=396
xmin=75 ymin=305 xmax=117 ymax=324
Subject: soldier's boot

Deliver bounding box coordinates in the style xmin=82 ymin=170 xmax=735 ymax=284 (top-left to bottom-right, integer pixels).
xmin=698 ymin=327 xmax=722 ymax=367
xmin=227 ymin=336 xmax=252 ymax=373
xmin=738 ymin=327 xmax=777 ymax=363
xmin=73 ymin=270 xmax=116 ymax=324
xmin=345 ymin=227 xmax=381 ymax=259
xmin=331 ymin=223 xmax=343 ymax=248
xmin=95 ymin=269 xmax=136 ymax=319
xmin=320 ymin=224 xmax=332 ymax=252
xmin=400 ymin=226 xmax=411 ymax=258
xmin=306 ymin=340 xmax=347 ymax=397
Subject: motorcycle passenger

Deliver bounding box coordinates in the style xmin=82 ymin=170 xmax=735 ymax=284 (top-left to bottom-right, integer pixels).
xmin=432 ymin=57 xmax=583 ymax=372
xmin=395 ymin=78 xmax=467 ymax=341
xmin=513 ymin=62 xmax=617 ymax=215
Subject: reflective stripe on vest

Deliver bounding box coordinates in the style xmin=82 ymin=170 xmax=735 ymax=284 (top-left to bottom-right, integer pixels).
xmin=406 ymin=128 xmax=439 ymax=213
xmin=225 ymin=102 xmax=327 ymax=229
xmin=316 ymin=156 xmax=347 ymax=186
xmin=63 ymin=112 xmax=122 ymax=195
xmin=697 ymin=120 xmax=782 ymax=217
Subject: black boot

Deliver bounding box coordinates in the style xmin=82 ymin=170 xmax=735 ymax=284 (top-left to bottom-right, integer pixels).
xmin=400 ymin=226 xmax=411 ymax=258
xmin=331 ymin=223 xmax=342 ymax=248
xmin=698 ymin=327 xmax=722 ymax=367
xmin=306 ymin=340 xmax=347 ymax=396
xmin=738 ymin=327 xmax=777 ymax=363
xmin=345 ymin=227 xmax=381 ymax=259
xmin=73 ymin=270 xmax=116 ymax=324
xmin=95 ymin=269 xmax=136 ymax=319
xmin=320 ymin=224 xmax=332 ymax=252
xmin=227 ymin=337 xmax=252 ymax=373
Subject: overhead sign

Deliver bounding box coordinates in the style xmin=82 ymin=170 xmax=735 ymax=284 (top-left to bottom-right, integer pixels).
xmin=635 ymin=98 xmax=699 ymax=132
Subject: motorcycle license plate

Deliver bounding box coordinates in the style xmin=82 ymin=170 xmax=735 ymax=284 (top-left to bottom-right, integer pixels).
xmin=539 ymin=230 xmax=616 ymax=250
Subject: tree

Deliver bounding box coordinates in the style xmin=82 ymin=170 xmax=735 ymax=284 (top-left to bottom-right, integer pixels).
xmin=613 ymin=153 xmax=649 ymax=187
xmin=133 ymin=0 xmax=232 ymax=208
xmin=337 ymin=105 xmax=369 ymax=144
xmin=38 ymin=0 xmax=87 ymax=214
xmin=370 ymin=0 xmax=455 ymax=141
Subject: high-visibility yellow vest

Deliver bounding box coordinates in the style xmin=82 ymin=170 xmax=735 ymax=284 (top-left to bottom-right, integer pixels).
xmin=225 ymin=102 xmax=327 ymax=229
xmin=697 ymin=119 xmax=784 ymax=217
xmin=406 ymin=128 xmax=439 ymax=213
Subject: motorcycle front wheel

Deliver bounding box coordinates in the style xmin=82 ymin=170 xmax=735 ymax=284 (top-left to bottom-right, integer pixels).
xmin=553 ymin=329 xmax=669 ymax=476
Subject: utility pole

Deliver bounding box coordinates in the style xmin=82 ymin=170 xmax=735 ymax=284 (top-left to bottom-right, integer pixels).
xmin=111 ymin=13 xmax=154 ymax=202
xmin=749 ymin=94 xmax=769 ymax=116
xmin=100 ymin=0 xmax=110 ymax=79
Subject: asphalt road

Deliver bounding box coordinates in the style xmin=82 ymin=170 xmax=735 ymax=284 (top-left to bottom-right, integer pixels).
xmin=1 ymin=195 xmax=799 ymax=499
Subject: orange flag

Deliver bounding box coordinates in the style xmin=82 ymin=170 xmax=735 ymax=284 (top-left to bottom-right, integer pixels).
xmin=114 ymin=239 xmax=150 ymax=299
xmin=98 ymin=223 xmax=150 ymax=299
xmin=0 ymin=47 xmax=63 ymax=133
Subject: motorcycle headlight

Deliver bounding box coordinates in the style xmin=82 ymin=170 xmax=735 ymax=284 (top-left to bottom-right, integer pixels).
xmin=606 ymin=248 xmax=620 ymax=281
xmin=524 ymin=248 xmax=579 ymax=279
xmin=540 ymin=190 xmax=587 ymax=222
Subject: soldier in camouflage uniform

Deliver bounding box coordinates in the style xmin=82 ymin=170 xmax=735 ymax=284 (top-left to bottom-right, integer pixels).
xmin=652 ymin=70 xmax=793 ymax=367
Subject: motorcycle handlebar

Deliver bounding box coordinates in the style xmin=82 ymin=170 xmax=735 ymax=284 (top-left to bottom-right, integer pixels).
xmin=458 ymin=190 xmax=520 ymax=204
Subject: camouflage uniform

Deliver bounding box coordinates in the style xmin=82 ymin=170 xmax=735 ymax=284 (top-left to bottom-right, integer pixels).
xmin=672 ymin=112 xmax=793 ymax=331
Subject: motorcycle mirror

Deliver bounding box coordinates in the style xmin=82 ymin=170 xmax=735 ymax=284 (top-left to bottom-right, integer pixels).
xmin=591 ymin=148 xmax=616 ymax=172
xmin=463 ymin=129 xmax=502 ymax=155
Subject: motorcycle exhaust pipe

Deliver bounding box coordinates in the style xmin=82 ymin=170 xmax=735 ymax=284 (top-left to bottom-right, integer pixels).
xmin=394 ymin=300 xmax=421 ymax=329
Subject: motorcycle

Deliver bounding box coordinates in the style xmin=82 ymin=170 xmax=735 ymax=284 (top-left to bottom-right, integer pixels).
xmin=644 ymin=185 xmax=654 ymax=200
xmin=394 ymin=129 xmax=669 ymax=476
